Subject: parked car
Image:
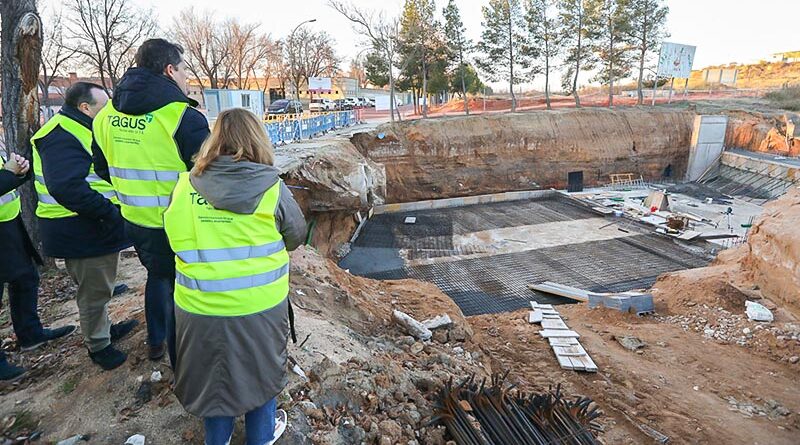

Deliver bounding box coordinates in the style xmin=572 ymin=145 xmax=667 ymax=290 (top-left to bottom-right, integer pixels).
xmin=334 ymin=99 xmax=353 ymax=111
xmin=356 ymin=97 xmax=370 ymax=108
xmin=267 ymin=99 xmax=303 ymax=115
xmin=344 ymin=97 xmax=359 ymax=108
xmin=366 ymin=97 xmax=375 ymax=107
xmin=309 ymin=98 xmax=335 ymax=112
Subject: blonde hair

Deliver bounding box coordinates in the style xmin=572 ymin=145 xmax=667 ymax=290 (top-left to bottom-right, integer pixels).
xmin=192 ymin=108 xmax=275 ymax=175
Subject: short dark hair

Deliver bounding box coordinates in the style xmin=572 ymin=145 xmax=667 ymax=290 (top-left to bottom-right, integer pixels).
xmin=64 ymin=82 xmax=105 ymax=108
xmin=135 ymin=38 xmax=184 ymax=74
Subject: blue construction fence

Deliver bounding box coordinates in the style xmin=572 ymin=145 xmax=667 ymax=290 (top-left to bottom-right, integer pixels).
xmin=265 ymin=110 xmax=357 ymax=145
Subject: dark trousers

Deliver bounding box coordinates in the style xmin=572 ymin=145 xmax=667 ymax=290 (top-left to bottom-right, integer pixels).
xmin=125 ymin=222 xmax=177 ymax=368
xmin=1 ymin=262 xmax=44 ymax=346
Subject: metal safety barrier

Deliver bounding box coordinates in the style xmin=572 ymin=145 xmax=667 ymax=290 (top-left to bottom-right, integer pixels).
xmin=264 ymin=110 xmax=356 ymax=145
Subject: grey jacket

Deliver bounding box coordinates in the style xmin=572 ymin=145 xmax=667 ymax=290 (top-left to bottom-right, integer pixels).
xmin=174 ymin=156 xmax=307 ymax=417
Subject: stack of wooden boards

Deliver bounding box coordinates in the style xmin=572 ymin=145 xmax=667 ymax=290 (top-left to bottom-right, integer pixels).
xmin=529 ymin=281 xmax=654 ymax=316
xmin=529 ymin=301 xmax=598 ymax=372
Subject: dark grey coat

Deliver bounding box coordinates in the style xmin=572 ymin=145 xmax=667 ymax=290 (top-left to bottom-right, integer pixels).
xmin=173 ymin=156 xmax=306 ymax=417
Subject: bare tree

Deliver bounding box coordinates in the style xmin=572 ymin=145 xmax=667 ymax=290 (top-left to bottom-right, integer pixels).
xmin=329 ymin=1 xmax=403 ymax=122
xmin=39 ymin=6 xmax=77 ymax=116
xmin=349 ymin=56 xmax=369 ymax=89
xmin=67 ymin=0 xmax=157 ymax=92
xmin=285 ymin=28 xmax=340 ymax=101
xmin=173 ymin=8 xmax=234 ymax=90
xmin=1 ymin=0 xmax=44 ymax=254
xmin=228 ymin=20 xmax=274 ymax=90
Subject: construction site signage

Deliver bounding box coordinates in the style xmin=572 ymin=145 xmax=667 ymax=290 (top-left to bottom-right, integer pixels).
xmin=657 ymin=42 xmax=697 ymax=78
xmin=308 ymin=77 xmax=332 ymax=93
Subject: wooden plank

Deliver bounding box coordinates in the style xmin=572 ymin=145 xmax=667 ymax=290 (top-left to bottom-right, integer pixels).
xmin=548 ymin=337 xmax=579 ymax=346
xmin=531 ymin=302 xmax=555 ymax=310
xmin=540 ymin=309 xmax=559 ymax=315
xmin=540 ymin=329 xmax=580 ymax=338
xmin=553 ymin=345 xmax=585 ymax=356
xmin=577 ymin=354 xmax=598 ymax=372
xmin=541 ymin=318 xmax=569 ymax=330
xmin=542 ymin=314 xmax=561 ymax=320
xmin=555 ymin=353 xmax=575 ymax=370
xmin=567 ymin=356 xmax=585 ymax=371
xmin=528 ymin=310 xmax=542 ymax=324
xmin=678 ymin=230 xmax=701 ymax=240
xmin=529 ymin=282 xmax=589 ymax=302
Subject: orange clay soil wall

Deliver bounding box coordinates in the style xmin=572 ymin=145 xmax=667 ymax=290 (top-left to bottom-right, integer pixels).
xmin=351 ymin=108 xmax=695 ymax=203
xmin=741 ymin=187 xmax=800 ymax=315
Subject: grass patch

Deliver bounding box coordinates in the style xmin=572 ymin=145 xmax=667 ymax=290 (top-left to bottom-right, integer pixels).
xmin=765 ymin=86 xmax=800 ymax=111
xmin=3 ymin=409 xmax=38 ymax=436
xmin=60 ymin=374 xmax=81 ymax=395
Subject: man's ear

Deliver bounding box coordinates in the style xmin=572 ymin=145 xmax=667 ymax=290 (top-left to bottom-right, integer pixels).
xmin=164 ymin=64 xmax=175 ymax=78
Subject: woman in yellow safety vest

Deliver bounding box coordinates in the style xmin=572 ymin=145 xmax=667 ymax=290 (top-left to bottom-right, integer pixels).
xmin=163 ymin=108 xmax=307 ymax=445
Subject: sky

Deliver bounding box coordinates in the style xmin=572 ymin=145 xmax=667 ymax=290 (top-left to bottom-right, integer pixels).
xmin=43 ymin=0 xmax=800 ymax=91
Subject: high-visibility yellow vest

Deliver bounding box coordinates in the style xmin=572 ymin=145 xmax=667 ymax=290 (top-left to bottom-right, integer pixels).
xmin=163 ymin=173 xmax=290 ymax=317
xmin=93 ymin=101 xmax=189 ymax=228
xmin=0 ymin=155 xmax=22 ymax=223
xmin=31 ymin=113 xmax=119 ymax=219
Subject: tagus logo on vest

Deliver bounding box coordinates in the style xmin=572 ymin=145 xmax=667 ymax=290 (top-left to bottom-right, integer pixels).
xmin=107 ymin=113 xmax=154 ymax=133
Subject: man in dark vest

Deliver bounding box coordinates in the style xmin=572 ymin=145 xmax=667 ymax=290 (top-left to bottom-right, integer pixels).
xmin=0 ymin=153 xmax=75 ymax=381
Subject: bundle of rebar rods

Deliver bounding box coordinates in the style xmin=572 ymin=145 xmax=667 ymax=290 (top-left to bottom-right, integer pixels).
xmin=433 ymin=373 xmax=602 ymax=445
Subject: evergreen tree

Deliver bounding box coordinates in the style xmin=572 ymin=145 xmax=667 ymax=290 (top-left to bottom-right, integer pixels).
xmin=559 ymin=0 xmax=597 ymax=107
xmin=398 ymin=0 xmax=442 ymax=117
xmin=524 ymin=0 xmax=562 ymax=110
xmin=477 ymin=0 xmax=530 ymax=112
xmin=627 ymin=0 xmax=669 ymax=105
xmin=364 ymin=50 xmax=390 ymax=87
xmin=589 ymin=0 xmax=634 ymax=107
xmin=443 ymin=0 xmax=472 ymax=114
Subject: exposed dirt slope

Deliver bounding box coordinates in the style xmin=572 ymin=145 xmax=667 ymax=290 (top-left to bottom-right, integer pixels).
xmin=352 ymin=108 xmax=694 ymax=203
xmin=742 ymin=187 xmax=800 ymax=315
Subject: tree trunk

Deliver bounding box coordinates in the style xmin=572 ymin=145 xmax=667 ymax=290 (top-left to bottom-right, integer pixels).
xmin=387 ymin=52 xmax=396 ymax=123
xmin=422 ymin=48 xmax=428 ymax=119
xmin=1 ymin=0 xmax=45 ymax=259
xmin=459 ymin=50 xmax=469 ymax=115
xmin=544 ymin=39 xmax=551 ymax=110
xmin=608 ymin=30 xmax=614 ymax=107
xmin=573 ymin=8 xmax=583 ymax=108
xmin=508 ymin=12 xmax=516 ymax=112
xmin=636 ymin=14 xmax=648 ymax=105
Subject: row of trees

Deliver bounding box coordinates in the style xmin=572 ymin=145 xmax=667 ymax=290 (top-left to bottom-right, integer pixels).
xmin=38 ymin=0 xmax=341 ymax=110
xmin=478 ymin=0 xmax=669 ymax=110
xmin=331 ymin=0 xmax=486 ymax=118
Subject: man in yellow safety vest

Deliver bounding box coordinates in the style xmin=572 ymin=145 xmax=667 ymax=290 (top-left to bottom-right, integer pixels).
xmin=31 ymin=82 xmax=137 ymax=370
xmin=93 ymin=38 xmax=210 ymax=365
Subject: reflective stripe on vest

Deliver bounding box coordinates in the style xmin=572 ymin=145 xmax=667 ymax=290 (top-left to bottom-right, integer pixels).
xmin=163 ymin=172 xmax=289 ymax=317
xmin=31 ymin=113 xmax=120 ymax=219
xmin=0 ymin=155 xmax=22 ymax=222
xmin=93 ymin=101 xmax=190 ymax=228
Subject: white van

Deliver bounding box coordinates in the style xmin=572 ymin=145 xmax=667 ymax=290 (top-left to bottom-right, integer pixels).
xmin=309 ymin=98 xmax=335 ymax=112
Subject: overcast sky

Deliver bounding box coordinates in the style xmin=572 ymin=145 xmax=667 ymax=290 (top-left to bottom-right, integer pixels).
xmin=44 ymin=0 xmax=799 ymax=91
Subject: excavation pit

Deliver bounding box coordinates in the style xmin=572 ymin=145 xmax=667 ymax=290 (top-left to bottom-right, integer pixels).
xmin=340 ymin=194 xmax=712 ymax=316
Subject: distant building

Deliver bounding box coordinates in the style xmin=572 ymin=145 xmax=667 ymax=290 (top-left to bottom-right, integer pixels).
xmin=770 ymin=51 xmax=800 ymax=63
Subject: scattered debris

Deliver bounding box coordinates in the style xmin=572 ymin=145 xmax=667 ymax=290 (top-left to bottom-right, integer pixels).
xmin=531 ymin=281 xmax=654 ymax=316
xmin=124 ymin=434 xmax=145 ymax=445
xmin=615 ymin=336 xmax=647 ymax=352
xmin=149 ymin=371 xmax=162 ymax=383
xmin=403 ymin=216 xmax=417 ymax=224
xmin=55 ymin=435 xmax=89 ymax=445
xmin=745 ymin=300 xmax=773 ymax=322
xmin=391 ymin=310 xmax=432 ymax=341
xmin=420 ymin=314 xmax=453 ymax=330
xmin=434 ymin=374 xmax=602 ymax=444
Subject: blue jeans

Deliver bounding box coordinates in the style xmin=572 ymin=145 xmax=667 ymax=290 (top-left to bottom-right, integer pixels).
xmin=1 ymin=262 xmax=44 ymax=346
xmin=204 ymin=398 xmax=276 ymax=445
xmin=126 ymin=223 xmax=177 ymax=368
